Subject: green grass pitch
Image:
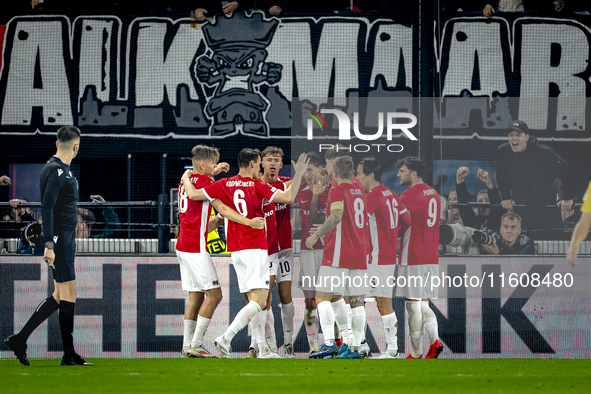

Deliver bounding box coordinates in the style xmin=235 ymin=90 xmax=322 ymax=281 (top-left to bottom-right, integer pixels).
xmin=1 ymin=358 xmax=590 ymax=393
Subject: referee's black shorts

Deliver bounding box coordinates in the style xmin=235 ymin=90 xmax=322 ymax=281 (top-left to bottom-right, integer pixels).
xmin=52 ymin=229 xmax=76 ymax=283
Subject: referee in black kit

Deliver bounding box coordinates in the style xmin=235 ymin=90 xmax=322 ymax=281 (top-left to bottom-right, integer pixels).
xmin=5 ymin=126 xmax=92 ymax=366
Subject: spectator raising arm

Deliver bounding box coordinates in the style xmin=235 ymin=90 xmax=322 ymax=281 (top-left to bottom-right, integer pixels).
xmin=88 ymin=195 xmax=121 ymax=238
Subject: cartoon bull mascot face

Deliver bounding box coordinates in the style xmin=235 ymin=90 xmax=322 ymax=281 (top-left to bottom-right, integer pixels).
xmin=195 ymin=12 xmax=282 ymax=137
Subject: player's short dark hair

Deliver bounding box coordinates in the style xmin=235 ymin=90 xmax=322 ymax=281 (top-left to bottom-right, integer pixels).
xmin=333 ymin=156 xmax=354 ymax=179
xmin=77 ymin=208 xmax=95 ymax=227
xmin=397 ymin=156 xmax=425 ymax=178
xmin=325 ymin=144 xmax=350 ymax=161
xmin=359 ymin=157 xmax=382 ymax=182
xmin=306 ymin=152 xmax=325 ymax=168
xmin=261 ymin=146 xmax=284 ymax=159
xmin=501 ymin=211 xmax=522 ymax=225
xmin=57 ymin=126 xmax=81 ymax=144
xmin=238 ymin=148 xmax=261 ymax=168
xmin=191 ymin=144 xmax=220 ymax=163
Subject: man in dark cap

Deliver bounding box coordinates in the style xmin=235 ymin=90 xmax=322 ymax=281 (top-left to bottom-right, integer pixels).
xmin=497 ymin=120 xmax=574 ymax=231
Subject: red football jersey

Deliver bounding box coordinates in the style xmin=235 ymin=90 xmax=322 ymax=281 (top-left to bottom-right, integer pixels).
xmin=295 ymin=183 xmax=327 ymax=250
xmin=176 ymin=174 xmax=213 ymax=253
xmin=366 ymin=184 xmax=406 ymax=265
xmin=263 ymin=189 xmax=280 ymax=256
xmin=274 ymin=176 xmax=292 ymax=251
xmin=399 ymin=183 xmax=440 ymax=266
xmin=203 ymin=175 xmax=280 ymax=252
xmin=321 ymin=182 xmax=368 ymax=269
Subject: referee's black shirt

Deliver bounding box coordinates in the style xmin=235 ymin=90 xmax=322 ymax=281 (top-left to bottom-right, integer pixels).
xmin=40 ymin=156 xmax=79 ymax=243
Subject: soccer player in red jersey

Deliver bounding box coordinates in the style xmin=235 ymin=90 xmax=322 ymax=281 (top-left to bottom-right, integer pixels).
xmin=357 ymin=157 xmax=411 ymax=359
xmin=176 ymin=145 xmax=265 ymax=358
xmin=294 ymin=152 xmax=328 ymax=354
xmin=396 ymin=156 xmax=444 ymax=359
xmin=181 ymin=148 xmax=292 ymax=358
xmin=305 ymin=156 xmax=370 ymax=359
xmin=258 ymin=147 xmax=305 ymax=357
xmin=325 ymin=146 xmax=368 ymax=351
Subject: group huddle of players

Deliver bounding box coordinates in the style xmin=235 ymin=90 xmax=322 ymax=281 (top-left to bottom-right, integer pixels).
xmin=176 ymin=144 xmax=444 ymax=360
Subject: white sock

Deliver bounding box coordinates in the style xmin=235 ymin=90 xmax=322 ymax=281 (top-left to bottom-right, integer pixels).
xmin=305 ymin=308 xmax=319 ymax=349
xmin=331 ymin=298 xmax=350 ymax=343
xmin=381 ymin=312 xmax=398 ymax=354
xmin=265 ymin=308 xmax=277 ymax=353
xmin=183 ymin=319 xmax=197 ymax=349
xmin=351 ymin=306 xmax=366 ymax=349
xmin=252 ymin=310 xmax=269 ymax=352
xmin=248 ymin=322 xmax=258 ymax=350
xmin=421 ymin=300 xmax=439 ymax=345
xmin=317 ymin=301 xmax=336 ymax=346
xmin=191 ymin=315 xmax=210 ymax=348
xmin=222 ymin=300 xmax=262 ymax=343
xmin=281 ymin=302 xmax=294 ymax=345
xmin=406 ymin=300 xmax=423 ymax=358
xmin=346 ymin=303 xmax=353 ymax=341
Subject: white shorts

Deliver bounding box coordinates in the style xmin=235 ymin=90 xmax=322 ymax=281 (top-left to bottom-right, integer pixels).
xmin=298 ymin=249 xmax=323 ymax=291
xmin=232 ymin=249 xmax=270 ymax=293
xmin=176 ymin=250 xmax=220 ymax=292
xmin=395 ymin=264 xmax=439 ymax=300
xmin=368 ymin=263 xmax=396 ymax=299
xmin=270 ymin=248 xmax=293 ymax=283
xmin=315 ymin=266 xmax=370 ymax=297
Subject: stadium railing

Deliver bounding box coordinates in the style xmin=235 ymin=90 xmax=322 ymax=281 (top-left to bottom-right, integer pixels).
xmin=1 ymin=201 xmax=589 ymax=256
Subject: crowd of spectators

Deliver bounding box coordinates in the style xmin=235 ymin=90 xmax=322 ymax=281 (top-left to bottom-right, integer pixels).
xmin=3 ymin=0 xmax=585 ymax=17
xmin=439 ymin=118 xmax=584 ymax=256
xmin=445 ymin=1 xmax=588 ymax=16
xmin=1 ymin=176 xmax=121 ymax=253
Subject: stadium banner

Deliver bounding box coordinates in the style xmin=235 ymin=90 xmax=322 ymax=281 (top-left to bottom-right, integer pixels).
xmin=0 ymin=12 xmax=590 ymax=155
xmin=0 ymin=255 xmax=589 ymax=359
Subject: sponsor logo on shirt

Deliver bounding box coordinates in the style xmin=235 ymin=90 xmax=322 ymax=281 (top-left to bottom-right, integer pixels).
xmin=57 ymin=169 xmax=63 ymax=177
